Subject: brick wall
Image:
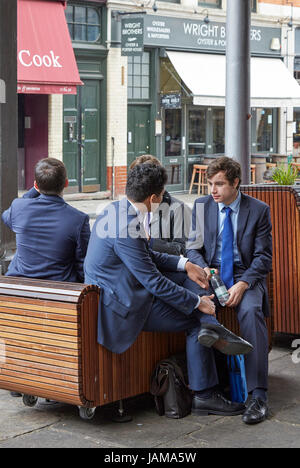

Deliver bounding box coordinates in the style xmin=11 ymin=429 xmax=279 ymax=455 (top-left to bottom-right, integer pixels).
xmin=107 ymin=165 xmax=127 ymax=198
xmin=106 ymin=47 xmax=128 ymax=196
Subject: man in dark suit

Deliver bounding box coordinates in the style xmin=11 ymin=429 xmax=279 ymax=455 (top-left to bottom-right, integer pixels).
xmin=2 ymin=158 xmax=90 ymax=283
xmin=187 ymin=156 xmax=272 ymax=425
xmin=84 ymin=163 xmax=253 ymax=417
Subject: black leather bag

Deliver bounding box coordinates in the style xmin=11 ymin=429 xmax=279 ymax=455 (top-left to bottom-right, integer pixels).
xmin=150 ymin=353 xmax=192 ymax=419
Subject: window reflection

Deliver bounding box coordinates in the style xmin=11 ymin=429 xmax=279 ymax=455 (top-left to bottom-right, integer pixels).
xmin=255 ymin=109 xmax=273 ymax=152
xmin=165 ymin=164 xmax=181 ymax=185
xmin=165 ymin=109 xmax=182 ymax=156
xmin=188 ymin=109 xmax=206 ymax=155
xmin=212 ymin=108 xmax=225 ymax=153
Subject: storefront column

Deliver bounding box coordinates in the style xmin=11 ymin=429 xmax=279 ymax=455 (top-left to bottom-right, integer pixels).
xmin=106 ymin=47 xmax=128 ymax=197
xmin=0 ymin=0 xmax=17 ymax=273
xmin=225 ymin=0 xmax=251 ymax=184
xmin=48 ymin=95 xmax=63 ymax=161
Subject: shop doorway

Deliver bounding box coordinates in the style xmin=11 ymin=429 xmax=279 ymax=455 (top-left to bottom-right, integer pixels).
xmin=162 ymin=108 xmax=185 ymax=192
xmin=63 ymin=79 xmax=101 ymax=193
xmin=127 ymin=105 xmax=151 ymax=169
xmin=18 ymin=94 xmax=48 ymax=190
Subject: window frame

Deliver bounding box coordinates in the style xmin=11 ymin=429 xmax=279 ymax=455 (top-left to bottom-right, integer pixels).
xmin=127 ymin=52 xmax=151 ymax=102
xmin=198 ymin=0 xmax=222 ymax=9
xmin=66 ymin=3 xmax=101 ymax=44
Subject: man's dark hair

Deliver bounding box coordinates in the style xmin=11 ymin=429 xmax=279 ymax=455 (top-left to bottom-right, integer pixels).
xmin=206 ymin=156 xmax=242 ymax=189
xmin=126 ymin=163 xmax=168 ymax=202
xmin=35 ymin=158 xmax=67 ymax=195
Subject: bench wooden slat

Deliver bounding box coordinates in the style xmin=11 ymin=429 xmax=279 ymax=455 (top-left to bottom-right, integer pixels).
xmin=0 ymin=312 xmax=78 ymax=329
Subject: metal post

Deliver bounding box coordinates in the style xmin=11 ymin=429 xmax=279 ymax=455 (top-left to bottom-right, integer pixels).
xmin=0 ymin=0 xmax=18 ymax=273
xmin=225 ymin=0 xmax=251 ymax=184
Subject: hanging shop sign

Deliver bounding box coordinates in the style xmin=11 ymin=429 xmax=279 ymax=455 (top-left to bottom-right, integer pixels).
xmin=161 ymin=93 xmax=181 ymax=109
xmin=121 ymin=17 xmax=144 ymax=56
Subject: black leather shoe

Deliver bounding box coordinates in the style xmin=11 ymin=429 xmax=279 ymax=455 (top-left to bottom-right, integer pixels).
xmin=198 ymin=322 xmax=253 ymax=356
xmin=242 ymin=398 xmax=269 ymax=425
xmin=192 ymin=391 xmax=246 ymax=416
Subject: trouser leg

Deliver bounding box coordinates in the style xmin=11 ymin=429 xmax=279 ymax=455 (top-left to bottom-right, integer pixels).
xmin=143 ymin=297 xmax=219 ymax=391
xmin=235 ymin=283 xmax=269 ymax=393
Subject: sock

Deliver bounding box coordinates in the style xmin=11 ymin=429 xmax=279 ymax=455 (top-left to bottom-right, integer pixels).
xmin=194 ymin=386 xmax=217 ymax=399
xmin=252 ymin=388 xmax=268 ymax=402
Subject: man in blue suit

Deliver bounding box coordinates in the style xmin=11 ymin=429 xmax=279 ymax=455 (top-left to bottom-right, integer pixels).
xmin=187 ymin=156 xmax=272 ymax=425
xmin=2 ymin=158 xmax=90 ymax=283
xmin=84 ymin=163 xmax=253 ymax=417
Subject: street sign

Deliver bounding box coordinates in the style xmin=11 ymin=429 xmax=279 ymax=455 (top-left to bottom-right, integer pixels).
xmin=121 ymin=17 xmax=144 ymax=56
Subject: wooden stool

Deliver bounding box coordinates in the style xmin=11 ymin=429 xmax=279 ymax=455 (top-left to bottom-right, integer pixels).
xmin=189 ymin=164 xmax=208 ymax=195
xmin=250 ymin=164 xmax=256 ymax=184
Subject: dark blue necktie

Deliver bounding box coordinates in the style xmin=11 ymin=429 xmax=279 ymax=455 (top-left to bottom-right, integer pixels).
xmin=221 ymin=207 xmax=234 ymax=289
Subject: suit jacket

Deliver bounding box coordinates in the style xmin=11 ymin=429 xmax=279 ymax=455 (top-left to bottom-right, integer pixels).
xmin=84 ymin=197 xmax=199 ymax=353
xmin=150 ymin=191 xmax=192 ymax=256
xmin=187 ymin=192 xmax=272 ymax=316
xmin=2 ymin=188 xmax=90 ymax=282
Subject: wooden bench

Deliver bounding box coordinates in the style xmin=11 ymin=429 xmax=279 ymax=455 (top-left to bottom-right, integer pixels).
xmin=0 ymin=275 xmax=273 ymax=420
xmin=241 ymin=185 xmax=300 ymax=335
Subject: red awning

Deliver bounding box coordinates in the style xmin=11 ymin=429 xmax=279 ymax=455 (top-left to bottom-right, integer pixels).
xmin=17 ymin=0 xmax=83 ymax=95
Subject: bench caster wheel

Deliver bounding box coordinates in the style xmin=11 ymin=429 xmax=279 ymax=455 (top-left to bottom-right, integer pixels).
xmin=23 ymin=394 xmax=38 ymax=407
xmin=79 ymin=406 xmax=96 ymax=421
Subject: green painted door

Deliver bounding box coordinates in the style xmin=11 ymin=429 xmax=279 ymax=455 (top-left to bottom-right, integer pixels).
xmin=127 ymin=105 xmax=150 ymax=169
xmin=63 ymin=93 xmax=80 ymax=191
xmin=63 ymin=79 xmax=101 ymax=192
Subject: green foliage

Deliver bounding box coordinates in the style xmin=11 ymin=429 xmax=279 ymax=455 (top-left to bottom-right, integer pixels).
xmin=272 ymin=164 xmax=298 ymax=185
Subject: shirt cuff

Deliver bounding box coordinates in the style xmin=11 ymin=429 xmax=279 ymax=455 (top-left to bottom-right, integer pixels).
xmin=177 ymin=257 xmax=189 ymax=271
xmin=195 ymin=296 xmax=201 ymax=309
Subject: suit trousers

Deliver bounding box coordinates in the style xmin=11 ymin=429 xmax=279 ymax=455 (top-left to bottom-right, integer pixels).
xmin=142 ymin=272 xmax=220 ymax=391
xmin=211 ymin=265 xmax=269 ymax=393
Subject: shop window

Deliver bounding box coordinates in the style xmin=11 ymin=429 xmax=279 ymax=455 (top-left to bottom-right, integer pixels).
xmin=161 ymin=0 xmax=180 ymax=3
xmin=251 ymin=0 xmax=257 ymax=13
xmin=293 ymin=108 xmax=300 ymax=150
xmin=252 ymin=108 xmax=276 ymax=153
xmin=165 ymin=109 xmax=182 ymax=157
xmin=188 ymin=109 xmax=206 ymax=155
xmin=198 ymin=0 xmax=221 ymax=8
xmin=128 ymin=52 xmax=150 ymax=100
xmin=212 ymin=108 xmax=225 ymax=154
xmin=66 ymin=4 xmax=101 ymax=43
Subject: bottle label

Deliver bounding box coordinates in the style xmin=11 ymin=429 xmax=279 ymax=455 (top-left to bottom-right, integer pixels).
xmin=215 ymin=286 xmax=229 ymax=300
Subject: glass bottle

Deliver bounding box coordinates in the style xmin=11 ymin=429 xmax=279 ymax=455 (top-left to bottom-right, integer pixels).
xmin=210 ymin=269 xmax=230 ymax=306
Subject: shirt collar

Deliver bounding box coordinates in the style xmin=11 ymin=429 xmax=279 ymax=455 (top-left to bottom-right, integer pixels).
xmin=218 ymin=190 xmax=241 ymax=214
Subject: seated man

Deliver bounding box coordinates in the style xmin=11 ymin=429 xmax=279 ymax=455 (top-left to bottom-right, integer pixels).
xmin=187 ymin=156 xmax=272 ymax=425
xmin=2 ymin=157 xmax=90 ymax=283
xmin=84 ymin=163 xmax=252 ymax=417
xmin=129 ymin=155 xmax=191 ymax=256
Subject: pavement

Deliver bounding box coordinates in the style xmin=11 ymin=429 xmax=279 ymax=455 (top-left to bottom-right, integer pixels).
xmin=0 ymin=334 xmax=299 ymax=449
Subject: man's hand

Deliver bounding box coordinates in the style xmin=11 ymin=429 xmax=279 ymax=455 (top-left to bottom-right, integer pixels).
xmin=225 ymin=281 xmax=249 ymax=308
xmin=204 ymin=267 xmax=219 ymax=281
xmin=198 ymin=294 xmax=216 ymax=316
xmin=185 ymin=261 xmax=209 ymax=289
